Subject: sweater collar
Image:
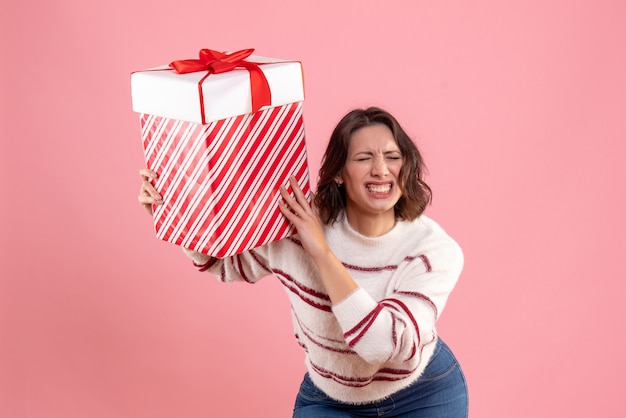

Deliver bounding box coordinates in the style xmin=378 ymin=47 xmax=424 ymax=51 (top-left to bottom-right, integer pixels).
xmin=331 ymin=213 xmax=408 ymax=252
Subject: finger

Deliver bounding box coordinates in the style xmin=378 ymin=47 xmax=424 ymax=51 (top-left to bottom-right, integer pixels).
xmin=138 ymin=188 xmax=163 ymax=213
xmin=139 ymin=168 xmax=158 ymax=181
xmin=142 ymin=180 xmax=163 ymax=200
xmin=279 ymin=185 xmax=299 ymax=210
xmin=138 ymin=194 xmax=157 ymax=205
xmin=137 ymin=194 xmax=155 ymax=215
xmin=289 ymin=176 xmax=312 ymax=213
xmin=278 ymin=200 xmax=300 ymax=224
xmin=308 ymin=192 xmax=320 ymax=216
xmin=139 ymin=168 xmax=162 ymax=199
xmin=279 ymin=186 xmax=308 ymax=220
xmin=138 ymin=185 xmax=163 ymax=203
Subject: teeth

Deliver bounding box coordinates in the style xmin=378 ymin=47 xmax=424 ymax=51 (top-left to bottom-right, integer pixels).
xmin=367 ymin=184 xmax=392 ymax=193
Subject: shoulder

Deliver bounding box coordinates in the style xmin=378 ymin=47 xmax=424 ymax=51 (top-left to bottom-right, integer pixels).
xmin=400 ymin=215 xmax=464 ymax=270
xmin=398 ymin=215 xmax=455 ymax=242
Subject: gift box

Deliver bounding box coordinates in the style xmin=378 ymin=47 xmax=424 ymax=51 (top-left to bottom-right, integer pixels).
xmin=131 ymin=49 xmax=310 ymax=258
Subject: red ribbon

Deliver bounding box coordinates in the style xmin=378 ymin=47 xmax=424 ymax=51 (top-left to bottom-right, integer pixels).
xmin=170 ymin=49 xmax=272 ymax=124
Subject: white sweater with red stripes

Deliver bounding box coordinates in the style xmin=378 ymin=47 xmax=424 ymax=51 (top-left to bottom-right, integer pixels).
xmin=183 ymin=214 xmax=463 ymax=404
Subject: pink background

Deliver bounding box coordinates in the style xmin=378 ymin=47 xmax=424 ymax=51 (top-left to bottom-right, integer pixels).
xmin=2 ymin=0 xmax=625 ymax=417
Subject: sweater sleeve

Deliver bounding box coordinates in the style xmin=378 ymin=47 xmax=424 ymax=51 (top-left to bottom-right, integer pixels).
xmin=331 ymin=237 xmax=464 ymax=365
xmin=181 ymin=245 xmax=274 ymax=284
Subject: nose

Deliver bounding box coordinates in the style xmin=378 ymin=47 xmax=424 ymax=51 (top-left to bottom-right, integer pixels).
xmin=371 ymin=157 xmax=389 ymax=177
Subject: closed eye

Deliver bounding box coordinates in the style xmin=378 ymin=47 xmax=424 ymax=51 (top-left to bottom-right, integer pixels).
xmin=385 ymin=152 xmax=402 ymax=160
xmin=353 ymin=152 xmax=374 ymax=162
xmin=352 ymin=151 xmax=401 ymax=161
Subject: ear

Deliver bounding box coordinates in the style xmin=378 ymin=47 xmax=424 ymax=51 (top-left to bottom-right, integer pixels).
xmin=335 ymin=175 xmax=343 ymax=185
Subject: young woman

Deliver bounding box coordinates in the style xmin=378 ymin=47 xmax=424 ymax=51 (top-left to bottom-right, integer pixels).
xmin=138 ymin=107 xmax=468 ymax=417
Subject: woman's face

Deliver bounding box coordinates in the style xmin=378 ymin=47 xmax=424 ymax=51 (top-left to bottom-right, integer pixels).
xmin=339 ymin=124 xmax=403 ymax=225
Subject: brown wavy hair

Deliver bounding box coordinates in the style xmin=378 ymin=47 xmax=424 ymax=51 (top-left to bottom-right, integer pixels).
xmin=314 ymin=107 xmax=432 ymax=225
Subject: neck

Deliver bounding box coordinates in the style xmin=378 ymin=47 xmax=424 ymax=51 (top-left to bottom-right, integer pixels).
xmin=344 ymin=209 xmax=396 ymax=237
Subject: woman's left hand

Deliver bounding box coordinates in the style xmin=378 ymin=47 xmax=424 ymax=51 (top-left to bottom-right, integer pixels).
xmin=279 ymin=176 xmax=330 ymax=260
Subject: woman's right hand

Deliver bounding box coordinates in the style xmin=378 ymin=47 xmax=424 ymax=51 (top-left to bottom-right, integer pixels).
xmin=138 ymin=168 xmax=163 ymax=215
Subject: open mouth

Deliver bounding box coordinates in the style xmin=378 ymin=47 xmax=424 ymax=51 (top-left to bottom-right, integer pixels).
xmin=366 ymin=183 xmax=393 ymax=193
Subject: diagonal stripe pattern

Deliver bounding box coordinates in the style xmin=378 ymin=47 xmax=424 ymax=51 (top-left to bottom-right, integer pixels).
xmin=140 ymin=102 xmax=310 ymax=257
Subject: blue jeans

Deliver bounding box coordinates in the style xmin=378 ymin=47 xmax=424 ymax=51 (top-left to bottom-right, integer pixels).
xmin=293 ymin=339 xmax=468 ymax=417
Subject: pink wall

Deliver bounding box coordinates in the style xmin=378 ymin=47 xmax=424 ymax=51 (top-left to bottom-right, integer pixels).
xmin=2 ymin=0 xmax=625 ymax=417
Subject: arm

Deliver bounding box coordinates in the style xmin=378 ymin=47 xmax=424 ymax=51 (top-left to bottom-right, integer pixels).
xmin=332 ymin=240 xmax=463 ymax=364
xmin=278 ymin=176 xmax=359 ymax=305
xmin=182 ymin=245 xmax=274 ymax=284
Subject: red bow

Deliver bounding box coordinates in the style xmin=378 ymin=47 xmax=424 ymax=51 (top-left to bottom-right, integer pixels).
xmin=170 ymin=49 xmax=272 ymax=124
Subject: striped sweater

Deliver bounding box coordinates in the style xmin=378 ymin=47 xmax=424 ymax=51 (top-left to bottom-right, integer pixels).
xmin=183 ymin=214 xmax=464 ymax=404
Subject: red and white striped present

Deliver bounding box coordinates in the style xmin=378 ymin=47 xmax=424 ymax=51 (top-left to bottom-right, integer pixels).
xmin=132 ymin=49 xmax=310 ymax=257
